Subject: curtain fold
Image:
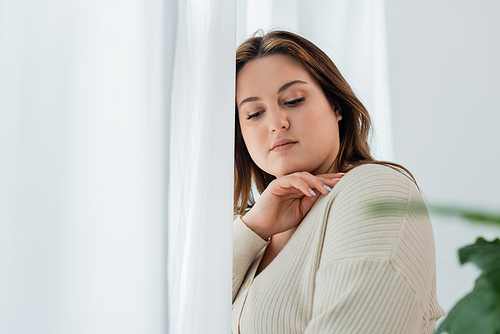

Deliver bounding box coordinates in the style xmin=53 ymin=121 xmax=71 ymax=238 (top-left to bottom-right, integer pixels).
xmin=167 ymin=0 xmax=235 ymax=333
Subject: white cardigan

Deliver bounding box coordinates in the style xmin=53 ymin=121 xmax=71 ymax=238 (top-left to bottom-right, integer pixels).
xmin=232 ymin=164 xmax=445 ymax=333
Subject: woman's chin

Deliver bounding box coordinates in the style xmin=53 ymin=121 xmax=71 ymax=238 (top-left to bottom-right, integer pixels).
xmin=271 ymin=165 xmax=312 ymax=178
xmin=268 ymin=161 xmax=335 ymax=178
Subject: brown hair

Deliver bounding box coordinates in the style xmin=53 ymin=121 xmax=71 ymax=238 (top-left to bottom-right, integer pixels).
xmin=234 ymin=30 xmax=416 ymax=216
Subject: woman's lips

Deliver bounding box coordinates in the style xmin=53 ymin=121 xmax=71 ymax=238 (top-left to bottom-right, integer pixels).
xmin=271 ymin=142 xmax=297 ymax=152
xmin=271 ymin=139 xmax=298 ymax=152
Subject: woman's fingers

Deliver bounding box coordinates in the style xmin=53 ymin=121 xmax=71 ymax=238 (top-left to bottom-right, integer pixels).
xmin=276 ymin=171 xmax=344 ymax=197
xmin=322 ymin=177 xmax=342 ymax=187
xmin=296 ymin=172 xmax=344 ymax=196
xmin=318 ymin=173 xmax=345 ymax=186
xmin=286 ymin=176 xmax=318 ymax=197
xmin=316 ymin=172 xmax=345 ymax=178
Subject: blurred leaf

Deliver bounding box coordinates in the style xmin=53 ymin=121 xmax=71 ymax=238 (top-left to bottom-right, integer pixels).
xmin=459 ymin=238 xmax=500 ymax=278
xmin=436 ymin=238 xmax=500 ymax=334
xmin=367 ymin=201 xmax=500 ymax=227
xmin=429 ymin=204 xmax=500 ymax=227
xmin=366 ymin=198 xmax=427 ymax=217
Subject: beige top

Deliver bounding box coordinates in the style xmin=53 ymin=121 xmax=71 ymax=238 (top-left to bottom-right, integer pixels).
xmin=232 ymin=164 xmax=445 ymax=334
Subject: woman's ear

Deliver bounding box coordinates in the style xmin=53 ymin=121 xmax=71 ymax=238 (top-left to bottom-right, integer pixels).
xmin=330 ymin=100 xmax=342 ymax=121
xmin=333 ymin=103 xmax=342 ymax=121
xmin=334 ymin=107 xmax=342 ymax=121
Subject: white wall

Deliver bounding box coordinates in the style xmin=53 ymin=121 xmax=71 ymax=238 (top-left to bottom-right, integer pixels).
xmin=385 ymin=0 xmax=500 ymax=317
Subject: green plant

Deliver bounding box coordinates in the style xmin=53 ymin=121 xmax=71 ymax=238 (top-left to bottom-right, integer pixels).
xmin=430 ymin=205 xmax=500 ymax=334
xmin=435 ymin=237 xmax=500 ymax=334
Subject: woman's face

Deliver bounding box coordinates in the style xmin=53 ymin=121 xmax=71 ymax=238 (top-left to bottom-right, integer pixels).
xmin=236 ymin=54 xmax=342 ymax=178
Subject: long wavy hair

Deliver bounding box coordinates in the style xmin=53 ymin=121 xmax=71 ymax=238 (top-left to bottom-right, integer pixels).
xmin=234 ymin=30 xmax=416 ymax=216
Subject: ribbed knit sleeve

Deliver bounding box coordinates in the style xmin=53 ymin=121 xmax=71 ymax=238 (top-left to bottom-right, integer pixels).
xmin=304 ymin=164 xmax=444 ymax=333
xmin=305 ymin=259 xmax=421 ymax=333
xmin=233 ymin=217 xmax=269 ymax=302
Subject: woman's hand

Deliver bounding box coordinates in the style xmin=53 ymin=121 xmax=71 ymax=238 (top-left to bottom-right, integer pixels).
xmin=241 ymin=172 xmax=344 ymax=240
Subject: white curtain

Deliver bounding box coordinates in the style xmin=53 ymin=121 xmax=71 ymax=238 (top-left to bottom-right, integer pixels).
xmin=237 ymin=0 xmax=394 ymax=161
xmin=0 ymin=0 xmax=235 ymax=333
xmin=167 ymin=0 xmax=235 ymax=333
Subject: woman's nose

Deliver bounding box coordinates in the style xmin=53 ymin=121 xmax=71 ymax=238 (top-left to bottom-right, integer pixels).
xmin=268 ymin=108 xmax=289 ymax=132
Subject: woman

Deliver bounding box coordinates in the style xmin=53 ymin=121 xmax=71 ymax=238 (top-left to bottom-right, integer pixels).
xmin=232 ymin=30 xmax=444 ymax=333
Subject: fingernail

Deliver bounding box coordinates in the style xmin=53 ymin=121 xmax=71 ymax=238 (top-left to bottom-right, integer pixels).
xmin=308 ymin=188 xmax=316 ymax=196
xmin=338 ymin=173 xmax=346 ymax=175
xmin=332 ymin=178 xmax=341 ymax=181
xmin=323 ymin=185 xmax=332 ymax=191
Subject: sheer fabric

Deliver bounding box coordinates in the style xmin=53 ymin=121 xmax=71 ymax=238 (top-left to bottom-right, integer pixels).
xmin=167 ymin=0 xmax=235 ymax=333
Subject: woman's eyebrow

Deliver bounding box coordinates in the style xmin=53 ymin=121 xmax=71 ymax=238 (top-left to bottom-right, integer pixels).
xmin=238 ymin=96 xmax=261 ymax=108
xmin=238 ymin=80 xmax=308 ymax=108
xmin=277 ymin=80 xmax=308 ymax=93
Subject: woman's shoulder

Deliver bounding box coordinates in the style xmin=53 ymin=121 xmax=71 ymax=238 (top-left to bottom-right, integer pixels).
xmin=335 ymin=163 xmax=418 ymax=201
xmin=345 ymin=162 xmax=413 ymax=183
xmin=318 ymin=162 xmax=429 ymax=261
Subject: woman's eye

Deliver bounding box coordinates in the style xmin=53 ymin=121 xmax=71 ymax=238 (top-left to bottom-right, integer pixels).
xmin=285 ymin=97 xmax=305 ymax=106
xmin=247 ymin=110 xmax=264 ymax=120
